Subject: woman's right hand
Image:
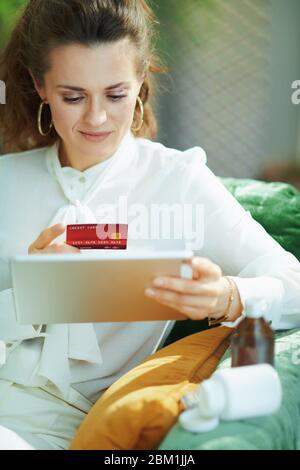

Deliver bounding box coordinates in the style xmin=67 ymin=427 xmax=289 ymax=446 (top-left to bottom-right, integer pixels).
xmin=28 ymin=223 xmax=81 ymax=255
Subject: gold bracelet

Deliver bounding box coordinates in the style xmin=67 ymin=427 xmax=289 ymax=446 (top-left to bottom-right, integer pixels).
xmin=208 ymin=276 xmax=235 ymax=326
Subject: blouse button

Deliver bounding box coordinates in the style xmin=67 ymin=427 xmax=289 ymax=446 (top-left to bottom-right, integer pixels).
xmin=79 ymin=176 xmax=86 ymax=183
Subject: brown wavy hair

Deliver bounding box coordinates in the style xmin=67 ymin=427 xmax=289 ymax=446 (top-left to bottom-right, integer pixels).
xmin=0 ymin=0 xmax=168 ymax=153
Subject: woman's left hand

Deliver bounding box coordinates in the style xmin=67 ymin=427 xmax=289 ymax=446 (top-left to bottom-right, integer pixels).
xmin=145 ymin=256 xmax=229 ymax=321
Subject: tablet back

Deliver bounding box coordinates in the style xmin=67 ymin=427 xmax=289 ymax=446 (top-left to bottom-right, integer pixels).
xmin=10 ymin=251 xmax=193 ymax=324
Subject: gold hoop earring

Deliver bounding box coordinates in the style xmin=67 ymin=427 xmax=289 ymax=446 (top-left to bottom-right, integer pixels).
xmin=37 ymin=100 xmax=53 ymax=136
xmin=131 ymin=96 xmax=144 ymax=133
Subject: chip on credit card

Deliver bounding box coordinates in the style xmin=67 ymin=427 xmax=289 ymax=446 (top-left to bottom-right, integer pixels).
xmin=66 ymin=224 xmax=128 ymax=249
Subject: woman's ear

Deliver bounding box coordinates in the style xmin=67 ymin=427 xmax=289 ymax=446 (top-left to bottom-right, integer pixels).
xmin=28 ymin=68 xmax=45 ymax=101
xmin=138 ymin=74 xmax=146 ymax=93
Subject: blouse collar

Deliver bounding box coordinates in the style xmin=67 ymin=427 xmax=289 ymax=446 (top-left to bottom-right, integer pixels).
xmin=45 ymin=129 xmax=138 ymax=206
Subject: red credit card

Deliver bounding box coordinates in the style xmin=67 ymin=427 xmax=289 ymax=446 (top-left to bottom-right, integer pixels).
xmin=66 ymin=224 xmax=128 ymax=249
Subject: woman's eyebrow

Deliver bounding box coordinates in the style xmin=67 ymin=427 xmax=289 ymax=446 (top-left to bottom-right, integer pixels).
xmin=56 ymin=82 xmax=131 ymax=91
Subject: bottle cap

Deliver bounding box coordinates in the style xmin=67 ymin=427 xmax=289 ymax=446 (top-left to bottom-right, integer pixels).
xmin=245 ymin=298 xmax=268 ymax=318
xmin=179 ymin=408 xmax=219 ymax=433
xmin=196 ymin=376 xmax=226 ymax=417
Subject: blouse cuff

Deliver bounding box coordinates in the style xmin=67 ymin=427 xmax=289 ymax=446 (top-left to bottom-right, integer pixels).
xmin=221 ymin=275 xmax=285 ymax=329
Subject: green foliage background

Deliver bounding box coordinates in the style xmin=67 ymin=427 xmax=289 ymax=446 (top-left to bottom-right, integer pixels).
xmin=0 ymin=0 xmax=26 ymax=49
xmin=0 ymin=0 xmax=216 ymax=50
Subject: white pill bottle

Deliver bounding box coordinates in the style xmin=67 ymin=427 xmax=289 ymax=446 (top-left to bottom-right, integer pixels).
xmin=180 ymin=364 xmax=282 ymax=433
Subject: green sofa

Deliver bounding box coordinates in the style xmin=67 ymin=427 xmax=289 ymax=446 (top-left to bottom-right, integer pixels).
xmin=160 ymin=177 xmax=300 ymax=450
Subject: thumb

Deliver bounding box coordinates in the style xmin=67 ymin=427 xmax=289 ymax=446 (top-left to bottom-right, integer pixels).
xmin=32 ymin=224 xmax=65 ymax=250
xmin=191 ymin=257 xmax=222 ymax=281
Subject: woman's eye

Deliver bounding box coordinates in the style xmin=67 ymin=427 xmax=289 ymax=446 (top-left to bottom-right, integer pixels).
xmin=63 ymin=97 xmax=83 ymax=103
xmin=108 ymin=95 xmax=127 ymax=102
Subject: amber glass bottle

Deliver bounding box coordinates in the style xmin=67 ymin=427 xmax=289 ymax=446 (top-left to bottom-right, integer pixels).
xmin=231 ymin=299 xmax=274 ymax=367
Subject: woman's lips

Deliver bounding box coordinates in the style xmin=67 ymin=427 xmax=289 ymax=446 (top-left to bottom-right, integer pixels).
xmin=80 ymin=131 xmax=112 ymax=141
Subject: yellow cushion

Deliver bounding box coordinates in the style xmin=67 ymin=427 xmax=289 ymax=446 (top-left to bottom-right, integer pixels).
xmin=69 ymin=325 xmax=232 ymax=450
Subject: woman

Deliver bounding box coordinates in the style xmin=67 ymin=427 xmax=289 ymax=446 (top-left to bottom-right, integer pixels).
xmin=0 ymin=0 xmax=299 ymax=450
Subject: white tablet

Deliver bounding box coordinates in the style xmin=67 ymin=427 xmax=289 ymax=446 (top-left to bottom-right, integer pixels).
xmin=10 ymin=250 xmax=194 ymax=324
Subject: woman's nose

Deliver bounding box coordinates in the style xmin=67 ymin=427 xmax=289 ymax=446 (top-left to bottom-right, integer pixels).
xmin=84 ymin=105 xmax=108 ymax=127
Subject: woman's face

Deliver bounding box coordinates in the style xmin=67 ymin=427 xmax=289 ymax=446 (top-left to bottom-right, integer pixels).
xmin=31 ymin=39 xmax=144 ymax=170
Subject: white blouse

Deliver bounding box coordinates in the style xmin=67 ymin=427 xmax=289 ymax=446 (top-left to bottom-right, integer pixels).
xmin=0 ymin=129 xmax=299 ymax=403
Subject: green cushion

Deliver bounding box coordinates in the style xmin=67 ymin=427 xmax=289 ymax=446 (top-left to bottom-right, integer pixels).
xmin=159 ymin=328 xmax=300 ymax=450
xmin=221 ymin=178 xmax=300 ymax=261
xmin=163 ymin=178 xmax=300 ymax=347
